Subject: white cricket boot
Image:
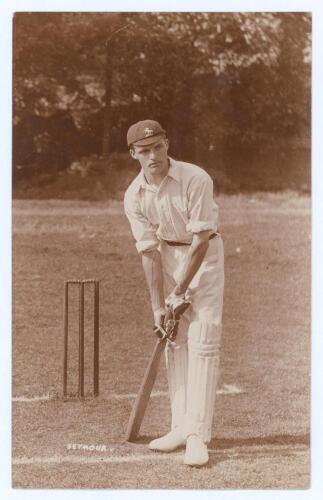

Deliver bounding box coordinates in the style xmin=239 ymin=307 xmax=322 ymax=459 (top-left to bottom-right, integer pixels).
xmin=184 ymin=434 xmax=209 ymax=466
xmin=183 ymin=321 xmax=222 ymax=465
xmin=148 ymin=427 xmax=185 ymax=452
xmin=148 ymin=342 xmax=188 ymax=452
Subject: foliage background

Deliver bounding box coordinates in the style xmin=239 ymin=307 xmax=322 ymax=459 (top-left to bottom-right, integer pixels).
xmin=12 ymin=12 xmax=311 ymax=198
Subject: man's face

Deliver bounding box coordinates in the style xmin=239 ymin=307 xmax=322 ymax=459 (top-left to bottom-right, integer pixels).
xmin=130 ymin=137 xmax=169 ymax=179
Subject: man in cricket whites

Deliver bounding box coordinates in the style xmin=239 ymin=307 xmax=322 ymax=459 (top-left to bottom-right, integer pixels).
xmin=124 ymin=120 xmax=224 ymax=466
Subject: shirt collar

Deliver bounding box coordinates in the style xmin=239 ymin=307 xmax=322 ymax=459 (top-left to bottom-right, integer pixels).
xmin=137 ymin=157 xmax=180 ymax=191
xmin=167 ymin=157 xmax=181 ymax=182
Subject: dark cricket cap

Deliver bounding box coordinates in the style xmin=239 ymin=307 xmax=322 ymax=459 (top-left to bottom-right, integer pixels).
xmin=127 ymin=120 xmax=166 ymax=147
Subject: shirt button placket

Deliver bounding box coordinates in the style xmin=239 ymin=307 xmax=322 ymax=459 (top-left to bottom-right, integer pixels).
xmin=163 ymin=196 xmax=175 ymax=240
xmin=157 ymin=186 xmax=168 ymax=240
xmin=156 ymin=190 xmax=165 ymax=239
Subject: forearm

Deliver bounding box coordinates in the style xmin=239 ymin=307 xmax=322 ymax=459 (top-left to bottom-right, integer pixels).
xmin=141 ymin=249 xmax=165 ymax=313
xmin=173 ymin=235 xmax=210 ymax=296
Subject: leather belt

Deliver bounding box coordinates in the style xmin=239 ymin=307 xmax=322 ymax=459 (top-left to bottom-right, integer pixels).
xmin=164 ymin=232 xmax=218 ymax=246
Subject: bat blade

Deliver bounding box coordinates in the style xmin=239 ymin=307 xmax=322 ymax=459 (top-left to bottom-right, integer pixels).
xmin=125 ymin=338 xmax=167 ymax=442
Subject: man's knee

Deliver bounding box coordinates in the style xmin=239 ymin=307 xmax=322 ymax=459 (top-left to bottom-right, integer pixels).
xmin=187 ymin=321 xmax=222 ymax=348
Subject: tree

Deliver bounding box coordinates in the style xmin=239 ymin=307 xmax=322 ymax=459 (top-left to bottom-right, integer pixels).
xmin=13 ymin=12 xmax=311 ymax=177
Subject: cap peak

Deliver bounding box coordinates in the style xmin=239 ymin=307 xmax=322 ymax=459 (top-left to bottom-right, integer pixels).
xmin=127 ymin=120 xmax=166 ymax=147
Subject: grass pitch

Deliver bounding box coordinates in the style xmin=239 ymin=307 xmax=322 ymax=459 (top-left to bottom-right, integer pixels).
xmin=12 ymin=193 xmax=310 ymax=489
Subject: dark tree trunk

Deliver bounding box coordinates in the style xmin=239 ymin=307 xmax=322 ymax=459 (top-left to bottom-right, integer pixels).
xmin=102 ymin=40 xmax=112 ymax=158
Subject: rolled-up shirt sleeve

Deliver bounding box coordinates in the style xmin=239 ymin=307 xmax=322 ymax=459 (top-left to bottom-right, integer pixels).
xmin=124 ymin=190 xmax=159 ymax=253
xmin=186 ymin=173 xmax=219 ymax=234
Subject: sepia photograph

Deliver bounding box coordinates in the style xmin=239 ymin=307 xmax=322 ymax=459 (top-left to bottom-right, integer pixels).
xmin=7 ymin=6 xmax=314 ymax=491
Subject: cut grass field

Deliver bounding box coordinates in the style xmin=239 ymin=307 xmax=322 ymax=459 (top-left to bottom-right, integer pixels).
xmin=12 ymin=193 xmax=311 ymax=489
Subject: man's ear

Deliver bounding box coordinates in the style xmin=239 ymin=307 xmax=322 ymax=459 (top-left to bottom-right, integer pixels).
xmin=165 ymin=138 xmax=169 ymax=151
xmin=130 ymin=147 xmax=137 ymax=160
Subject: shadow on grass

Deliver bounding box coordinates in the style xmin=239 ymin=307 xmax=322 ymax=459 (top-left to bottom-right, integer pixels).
xmin=210 ymin=433 xmax=309 ymax=449
xmin=205 ymin=433 xmax=310 ymax=470
xmin=123 ymin=432 xmax=309 ymax=450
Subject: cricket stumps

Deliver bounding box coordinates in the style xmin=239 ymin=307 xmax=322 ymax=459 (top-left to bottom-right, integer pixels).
xmin=63 ymin=279 xmax=100 ymax=399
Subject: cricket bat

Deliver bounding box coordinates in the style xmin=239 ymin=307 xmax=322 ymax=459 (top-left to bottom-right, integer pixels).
xmin=124 ymin=300 xmax=190 ymax=442
xmin=125 ymin=336 xmax=167 ymax=442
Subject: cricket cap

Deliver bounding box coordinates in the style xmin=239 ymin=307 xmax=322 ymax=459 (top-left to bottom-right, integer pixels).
xmin=127 ymin=120 xmax=166 ymax=147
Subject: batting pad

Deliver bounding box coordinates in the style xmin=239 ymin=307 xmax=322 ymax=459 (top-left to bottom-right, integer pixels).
xmin=165 ymin=342 xmax=188 ymax=430
xmin=185 ymin=321 xmax=222 ymax=443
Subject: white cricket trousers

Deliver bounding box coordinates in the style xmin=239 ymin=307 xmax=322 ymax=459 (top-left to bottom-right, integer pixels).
xmin=160 ymin=235 xmax=224 ymax=443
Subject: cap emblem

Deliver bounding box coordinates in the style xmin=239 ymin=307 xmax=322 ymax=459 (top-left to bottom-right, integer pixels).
xmin=144 ymin=127 xmax=154 ymax=137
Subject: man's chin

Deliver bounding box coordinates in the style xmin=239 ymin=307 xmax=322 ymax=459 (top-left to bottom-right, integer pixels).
xmin=149 ymin=167 xmax=162 ymax=174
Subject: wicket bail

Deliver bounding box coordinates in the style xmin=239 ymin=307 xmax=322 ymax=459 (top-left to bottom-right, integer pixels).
xmin=63 ymin=279 xmax=100 ymax=398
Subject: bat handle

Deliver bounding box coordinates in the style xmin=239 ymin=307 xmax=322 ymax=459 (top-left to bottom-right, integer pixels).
xmin=153 ymin=325 xmax=168 ymax=340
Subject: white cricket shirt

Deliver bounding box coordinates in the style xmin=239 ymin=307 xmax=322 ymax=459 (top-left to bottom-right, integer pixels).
xmin=124 ymin=157 xmax=219 ymax=253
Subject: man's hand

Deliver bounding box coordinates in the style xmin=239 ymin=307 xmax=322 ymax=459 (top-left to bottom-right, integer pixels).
xmin=164 ymin=298 xmax=191 ymax=343
xmin=153 ymin=299 xmax=190 ymax=343
xmin=153 ymin=307 xmax=168 ymax=341
xmin=153 ymin=307 xmax=166 ymax=329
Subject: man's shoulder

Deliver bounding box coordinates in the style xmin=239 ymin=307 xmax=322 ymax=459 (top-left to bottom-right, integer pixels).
xmin=124 ymin=171 xmax=142 ymax=201
xmin=171 ymin=158 xmax=211 ymax=182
